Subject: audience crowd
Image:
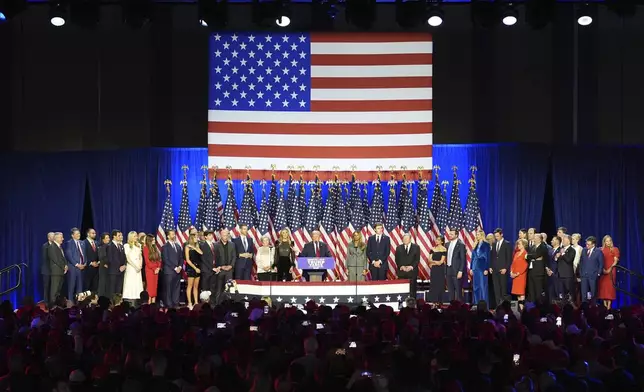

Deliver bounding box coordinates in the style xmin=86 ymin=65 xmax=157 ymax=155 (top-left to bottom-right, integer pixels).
xmin=0 ymin=292 xmax=643 ymax=392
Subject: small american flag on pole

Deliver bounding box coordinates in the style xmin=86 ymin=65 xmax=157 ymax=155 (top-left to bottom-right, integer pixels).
xmin=156 ymin=180 xmax=175 ymax=250
xmin=208 ymin=32 xmax=433 ymax=178
xmin=176 ymin=167 xmax=192 ymax=246
xmin=414 ymin=179 xmax=432 ymax=281
xmin=384 ymin=182 xmax=400 ymax=279
xmin=463 ymin=168 xmax=483 ymax=275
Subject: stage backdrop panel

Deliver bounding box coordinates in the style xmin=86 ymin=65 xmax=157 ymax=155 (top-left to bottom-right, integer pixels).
xmin=207 ymin=32 xmax=433 ymax=180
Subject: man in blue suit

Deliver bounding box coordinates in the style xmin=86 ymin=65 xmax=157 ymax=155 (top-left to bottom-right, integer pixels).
xmin=579 ymin=236 xmax=603 ymax=303
xmin=366 ymin=223 xmax=390 ymax=281
xmin=232 ymin=224 xmax=255 ymax=280
xmin=64 ymin=228 xmax=86 ymax=302
xmin=162 ymin=229 xmax=183 ymax=308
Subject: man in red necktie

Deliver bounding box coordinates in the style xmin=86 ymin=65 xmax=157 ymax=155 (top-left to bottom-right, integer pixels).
xmin=199 ymin=230 xmax=218 ymax=300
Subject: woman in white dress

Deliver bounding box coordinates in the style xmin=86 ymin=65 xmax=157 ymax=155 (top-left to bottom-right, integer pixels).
xmin=255 ymin=236 xmax=275 ymax=281
xmin=123 ymin=231 xmax=144 ymax=302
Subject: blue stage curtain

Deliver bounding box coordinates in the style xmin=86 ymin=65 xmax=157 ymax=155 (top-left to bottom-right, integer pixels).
xmin=552 ymin=147 xmax=644 ymax=306
xmin=434 ymin=144 xmax=549 ymax=240
xmin=0 ymin=153 xmax=87 ymax=305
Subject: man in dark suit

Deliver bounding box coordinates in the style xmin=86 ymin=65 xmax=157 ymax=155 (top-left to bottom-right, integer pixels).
xmin=579 ymin=236 xmax=603 ymax=303
xmin=161 ymin=230 xmax=183 ymax=308
xmin=232 ymin=224 xmax=255 ymax=280
xmin=300 ymin=230 xmax=331 ymax=281
xmin=47 ymin=232 xmax=68 ymax=302
xmin=489 ymin=228 xmax=513 ymax=306
xmin=64 ymin=228 xmax=87 ymax=302
xmin=214 ymin=229 xmax=236 ymax=304
xmin=41 ymin=232 xmax=55 ymax=304
xmin=557 ymin=234 xmax=576 ymax=301
xmin=546 ymin=236 xmax=561 ymax=302
xmin=366 ymin=223 xmax=390 ymax=281
xmin=446 ymin=229 xmax=466 ymax=301
xmin=199 ymin=230 xmax=218 ymax=294
xmin=83 ymin=228 xmax=100 ymax=293
xmin=526 ymin=233 xmax=548 ymax=303
xmin=395 ymin=233 xmax=420 ymax=298
xmin=106 ymin=230 xmax=126 ymax=298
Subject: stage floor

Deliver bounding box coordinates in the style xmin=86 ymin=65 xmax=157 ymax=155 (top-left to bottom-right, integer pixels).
xmin=233 ymin=280 xmax=411 ymax=308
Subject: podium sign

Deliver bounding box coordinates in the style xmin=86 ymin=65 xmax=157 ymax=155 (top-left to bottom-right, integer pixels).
xmin=296 ymin=257 xmax=335 ymax=270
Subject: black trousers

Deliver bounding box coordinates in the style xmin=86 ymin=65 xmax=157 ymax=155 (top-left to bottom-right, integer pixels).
xmin=369 ymin=263 xmax=388 ymax=281
xmin=446 ymin=274 xmax=462 ymax=301
xmin=399 ymin=272 xmax=418 ymax=299
xmin=50 ymin=275 xmax=64 ymax=303
xmin=527 ymin=272 xmax=546 ymax=303
xmin=163 ymin=273 xmax=181 ymax=307
xmin=559 ymin=276 xmax=574 ymax=299
xmin=214 ymin=270 xmax=233 ymax=304
xmin=491 ymin=271 xmax=508 ymax=306
xmin=42 ymin=274 xmax=51 ymax=304
xmin=108 ymin=273 xmax=124 ymax=299
xmin=84 ymin=265 xmax=99 ymax=292
xmin=258 ymin=272 xmax=276 ymax=281
xmin=200 ymin=272 xmax=214 ymax=292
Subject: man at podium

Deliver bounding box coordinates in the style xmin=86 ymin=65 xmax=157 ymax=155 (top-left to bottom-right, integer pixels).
xmin=300 ymin=230 xmax=331 ymax=281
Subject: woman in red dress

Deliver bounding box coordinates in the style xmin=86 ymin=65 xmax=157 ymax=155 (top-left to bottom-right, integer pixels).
xmin=143 ymin=234 xmax=162 ymax=304
xmin=598 ymin=235 xmax=620 ymax=309
xmin=510 ymin=239 xmax=528 ymax=310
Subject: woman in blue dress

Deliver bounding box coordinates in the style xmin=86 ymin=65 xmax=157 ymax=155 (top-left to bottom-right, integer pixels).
xmin=471 ymin=229 xmax=490 ymax=304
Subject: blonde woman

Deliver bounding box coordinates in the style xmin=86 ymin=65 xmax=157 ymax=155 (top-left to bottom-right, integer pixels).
xmin=346 ymin=231 xmax=367 ymax=282
xmin=274 ymin=229 xmax=296 ymax=281
xmin=256 ymin=236 xmax=275 ymax=281
xmin=471 ymin=229 xmax=490 ymax=304
xmin=184 ymin=233 xmax=203 ymax=309
xmin=122 ymin=231 xmax=144 ymax=302
xmin=598 ymin=235 xmax=620 ymax=308
xmin=571 ymin=233 xmax=583 ymax=278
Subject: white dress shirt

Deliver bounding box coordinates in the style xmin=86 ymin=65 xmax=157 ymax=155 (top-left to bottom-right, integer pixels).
xmin=447 ymin=240 xmax=457 ymax=267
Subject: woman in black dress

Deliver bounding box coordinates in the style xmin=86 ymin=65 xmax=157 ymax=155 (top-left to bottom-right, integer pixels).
xmin=274 ymin=229 xmax=296 ymax=281
xmin=428 ymin=235 xmax=447 ymax=304
xmin=184 ymin=233 xmax=202 ymax=309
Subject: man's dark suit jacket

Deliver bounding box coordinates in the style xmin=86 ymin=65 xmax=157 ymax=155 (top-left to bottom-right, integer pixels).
xmin=199 ymin=241 xmax=217 ymax=273
xmin=84 ymin=239 xmax=99 ymax=264
xmin=446 ymin=240 xmax=466 ymax=276
xmin=47 ymin=243 xmax=67 ymax=276
xmin=232 ymin=236 xmax=255 ymax=261
xmin=214 ymin=241 xmax=236 ymax=268
xmin=526 ymin=243 xmax=548 ymax=276
xmin=395 ymin=243 xmax=420 ymax=279
xmin=300 ymin=241 xmax=331 ymax=258
xmin=162 ymin=241 xmax=183 ymax=274
xmin=41 ymin=242 xmax=52 ymax=275
xmin=490 ymin=238 xmax=513 ymax=271
xmin=366 ymin=235 xmax=390 ymax=263
xmin=557 ymin=246 xmax=576 ymax=278
xmin=550 ymin=246 xmax=561 ymax=274
xmin=106 ymin=242 xmax=127 ymax=275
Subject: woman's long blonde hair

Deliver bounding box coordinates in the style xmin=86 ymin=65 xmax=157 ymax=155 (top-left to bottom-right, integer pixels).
xmin=279 ymin=228 xmax=291 ymax=243
xmin=127 ymin=231 xmax=139 ymax=249
xmin=352 ymin=231 xmax=365 ymax=249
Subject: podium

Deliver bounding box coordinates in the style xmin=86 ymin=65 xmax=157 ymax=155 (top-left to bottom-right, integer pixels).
xmin=296 ymin=257 xmax=335 ymax=282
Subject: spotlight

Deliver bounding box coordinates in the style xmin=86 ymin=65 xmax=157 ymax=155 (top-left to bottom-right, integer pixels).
xmin=198 ymin=0 xmax=227 ymax=29
xmin=0 ymin=12 xmax=5 ymax=21
xmin=577 ymin=3 xmax=592 ymax=26
xmin=427 ymin=14 xmax=442 ymax=27
xmin=50 ymin=1 xmax=67 ymax=27
xmin=427 ymin=0 xmax=443 ymax=27
xmin=275 ymin=15 xmax=290 ymax=27
xmin=502 ymin=3 xmax=518 ymax=26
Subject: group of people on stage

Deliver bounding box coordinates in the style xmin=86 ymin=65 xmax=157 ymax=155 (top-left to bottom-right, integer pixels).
xmin=41 ymin=224 xmax=620 ymax=309
xmin=466 ymin=227 xmax=620 ymax=309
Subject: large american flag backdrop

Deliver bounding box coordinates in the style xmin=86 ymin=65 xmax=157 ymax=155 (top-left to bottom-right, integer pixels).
xmin=207 ymin=32 xmax=433 ymax=178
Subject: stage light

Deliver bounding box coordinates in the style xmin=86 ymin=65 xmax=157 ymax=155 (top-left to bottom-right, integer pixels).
xmin=577 ymin=3 xmax=592 ymax=26
xmin=502 ymin=4 xmax=518 ymax=26
xmin=50 ymin=2 xmax=67 ymax=27
xmin=198 ymin=0 xmax=228 ymax=29
xmin=427 ymin=14 xmax=442 ymax=27
xmin=275 ymin=15 xmax=290 ymax=27
xmin=0 ymin=0 xmax=27 ymax=22
xmin=427 ymin=1 xmax=444 ymax=27
xmin=0 ymin=12 xmax=6 ymax=21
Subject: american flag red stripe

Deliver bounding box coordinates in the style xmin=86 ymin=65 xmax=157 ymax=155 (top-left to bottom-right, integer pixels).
xmin=207 ymin=32 xmax=433 ymax=176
